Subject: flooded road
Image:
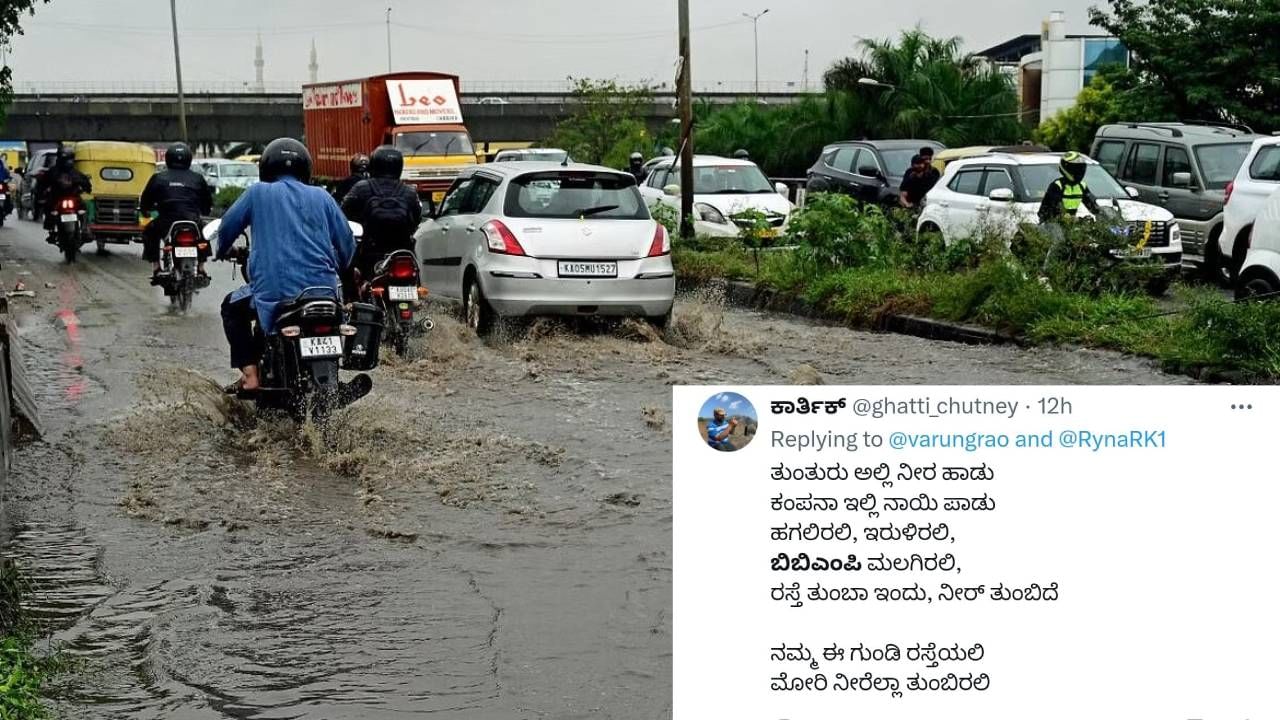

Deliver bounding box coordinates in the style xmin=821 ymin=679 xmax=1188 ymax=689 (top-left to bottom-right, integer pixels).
xmin=0 ymin=220 xmax=1187 ymax=718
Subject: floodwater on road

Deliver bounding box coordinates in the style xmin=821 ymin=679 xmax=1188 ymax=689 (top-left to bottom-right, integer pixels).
xmin=0 ymin=220 xmax=1187 ymax=718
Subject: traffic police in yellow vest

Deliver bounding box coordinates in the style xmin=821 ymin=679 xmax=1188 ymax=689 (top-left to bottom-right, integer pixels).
xmin=1038 ymin=151 xmax=1102 ymax=223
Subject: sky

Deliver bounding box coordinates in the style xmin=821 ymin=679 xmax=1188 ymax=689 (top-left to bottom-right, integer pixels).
xmin=699 ymin=392 xmax=756 ymax=421
xmin=6 ymin=0 xmax=1105 ymax=91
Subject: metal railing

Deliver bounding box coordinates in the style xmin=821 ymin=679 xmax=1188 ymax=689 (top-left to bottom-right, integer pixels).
xmin=12 ymin=79 xmax=821 ymax=96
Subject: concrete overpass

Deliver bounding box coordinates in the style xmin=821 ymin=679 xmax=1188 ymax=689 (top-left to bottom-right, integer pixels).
xmin=2 ymin=91 xmax=811 ymax=145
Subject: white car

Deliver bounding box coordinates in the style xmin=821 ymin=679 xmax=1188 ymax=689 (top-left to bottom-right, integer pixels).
xmin=1219 ymin=136 xmax=1280 ymax=283
xmin=1235 ymin=188 xmax=1280 ymax=298
xmin=638 ymin=155 xmax=794 ymax=238
xmin=917 ymin=153 xmax=1183 ymax=275
xmin=195 ymin=159 xmax=260 ymax=192
xmin=414 ymin=162 xmax=675 ymax=334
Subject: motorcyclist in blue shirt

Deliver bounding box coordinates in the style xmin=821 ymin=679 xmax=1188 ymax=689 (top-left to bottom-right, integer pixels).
xmin=215 ymin=138 xmax=355 ymax=394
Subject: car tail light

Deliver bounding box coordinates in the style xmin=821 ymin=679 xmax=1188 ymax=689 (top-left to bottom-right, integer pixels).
xmin=389 ymin=254 xmax=417 ymax=280
xmin=174 ymin=228 xmax=198 ymax=246
xmin=647 ymin=223 xmax=670 ymax=257
xmin=1225 ymin=180 xmax=1235 ymax=206
xmin=481 ymin=220 xmax=526 ymax=256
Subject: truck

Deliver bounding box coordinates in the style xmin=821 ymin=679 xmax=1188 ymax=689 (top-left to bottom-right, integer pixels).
xmin=302 ymin=72 xmax=480 ymax=210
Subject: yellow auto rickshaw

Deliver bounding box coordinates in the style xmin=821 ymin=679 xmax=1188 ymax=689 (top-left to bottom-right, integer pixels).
xmin=73 ymin=141 xmax=157 ymax=251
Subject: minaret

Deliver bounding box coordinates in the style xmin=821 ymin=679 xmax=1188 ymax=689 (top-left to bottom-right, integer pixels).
xmin=309 ymin=39 xmax=319 ymax=83
xmin=254 ymin=33 xmax=265 ymax=92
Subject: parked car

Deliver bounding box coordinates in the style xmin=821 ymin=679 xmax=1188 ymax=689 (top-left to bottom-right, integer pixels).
xmin=639 ymin=155 xmax=794 ymax=238
xmin=1091 ymin=122 xmax=1259 ymax=282
xmin=1233 ymin=185 xmax=1280 ymax=298
xmin=194 ymin=159 xmax=260 ymax=192
xmin=492 ymin=148 xmax=572 ymax=164
xmin=1217 ymin=135 xmax=1280 ymax=286
xmin=805 ymin=139 xmax=946 ymax=206
xmin=17 ymin=148 xmax=57 ymax=222
xmin=916 ymin=152 xmax=1183 ymax=293
xmin=414 ymin=162 xmax=675 ymax=334
xmin=932 ymin=144 xmax=1049 ymax=173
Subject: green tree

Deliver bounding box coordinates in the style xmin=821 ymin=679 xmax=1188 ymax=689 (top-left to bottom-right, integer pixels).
xmin=1033 ymin=68 xmax=1174 ymax=152
xmin=825 ymin=28 xmax=1027 ymax=146
xmin=546 ymin=78 xmax=655 ymax=169
xmin=1090 ymin=0 xmax=1280 ymax=132
xmin=0 ymin=1 xmax=50 ymax=128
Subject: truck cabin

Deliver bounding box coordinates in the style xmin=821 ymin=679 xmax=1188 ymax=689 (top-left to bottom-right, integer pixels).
xmin=388 ymin=125 xmax=478 ymax=161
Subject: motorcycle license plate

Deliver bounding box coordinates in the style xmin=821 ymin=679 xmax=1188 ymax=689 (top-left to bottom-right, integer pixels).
xmin=299 ymin=336 xmax=343 ymax=359
xmin=388 ymin=286 xmax=417 ymax=302
xmin=173 ymin=246 xmax=199 ymax=258
xmin=60 ymin=213 xmax=78 ymax=223
xmin=0 ymin=194 xmax=7 ymax=201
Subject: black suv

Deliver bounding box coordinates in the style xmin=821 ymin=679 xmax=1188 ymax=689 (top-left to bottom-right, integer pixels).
xmin=805 ymin=139 xmax=945 ymax=206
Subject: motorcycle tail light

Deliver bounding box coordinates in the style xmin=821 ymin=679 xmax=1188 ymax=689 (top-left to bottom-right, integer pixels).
xmin=313 ymin=325 xmax=332 ymax=335
xmin=281 ymin=326 xmax=302 ymax=338
xmin=371 ymin=287 xmax=385 ymax=298
xmin=389 ymin=255 xmax=417 ymax=280
xmin=339 ymin=324 xmax=357 ymax=336
xmin=61 ymin=198 xmax=76 ymax=211
xmin=174 ymin=229 xmax=198 ymax=246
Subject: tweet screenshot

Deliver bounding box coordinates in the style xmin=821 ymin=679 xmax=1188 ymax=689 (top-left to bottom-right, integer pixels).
xmin=674 ymin=386 xmax=1276 ymax=719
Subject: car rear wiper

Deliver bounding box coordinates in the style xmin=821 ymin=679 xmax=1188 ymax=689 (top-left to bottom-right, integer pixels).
xmin=576 ymin=205 xmax=620 ymax=217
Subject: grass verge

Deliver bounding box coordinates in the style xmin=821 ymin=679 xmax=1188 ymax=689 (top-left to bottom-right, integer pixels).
xmin=1 ymin=559 xmax=54 ymax=719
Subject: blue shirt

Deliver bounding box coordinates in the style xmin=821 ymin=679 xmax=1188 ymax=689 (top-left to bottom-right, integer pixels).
xmin=707 ymin=419 xmax=732 ymax=449
xmin=217 ymin=177 xmax=355 ymax=334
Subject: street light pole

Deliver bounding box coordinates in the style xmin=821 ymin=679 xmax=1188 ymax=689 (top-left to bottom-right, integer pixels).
xmin=678 ymin=0 xmax=694 ymax=240
xmin=169 ymin=0 xmax=188 ymax=143
xmin=386 ymin=7 xmax=392 ymax=72
xmin=742 ymin=9 xmax=769 ymax=96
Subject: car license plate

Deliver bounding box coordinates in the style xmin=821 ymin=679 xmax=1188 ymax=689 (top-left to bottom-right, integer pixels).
xmin=558 ymin=261 xmax=618 ymax=278
xmin=1113 ymin=247 xmax=1153 ymax=260
xmin=60 ymin=213 xmax=78 ymax=222
xmin=431 ymin=191 xmax=446 ymax=204
xmin=299 ymin=336 xmax=343 ymax=359
xmin=388 ymin=286 xmax=417 ymax=302
xmin=173 ymin=246 xmax=199 ymax=258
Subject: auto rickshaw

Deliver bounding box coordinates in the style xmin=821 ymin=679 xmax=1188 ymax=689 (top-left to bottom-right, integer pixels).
xmin=73 ymin=141 xmax=157 ymax=252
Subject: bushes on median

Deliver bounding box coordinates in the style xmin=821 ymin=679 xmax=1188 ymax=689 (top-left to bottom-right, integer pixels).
xmin=672 ymin=192 xmax=1280 ymax=379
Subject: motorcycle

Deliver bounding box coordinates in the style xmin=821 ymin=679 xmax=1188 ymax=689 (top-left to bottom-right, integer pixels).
xmin=358 ymin=249 xmax=433 ymax=357
xmin=158 ymin=220 xmax=212 ymax=312
xmin=0 ymin=183 xmax=11 ymax=227
xmin=50 ymin=194 xmax=88 ymax=264
xmin=204 ymin=219 xmax=383 ymax=422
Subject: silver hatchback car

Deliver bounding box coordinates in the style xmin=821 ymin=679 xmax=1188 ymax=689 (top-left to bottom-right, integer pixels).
xmin=414 ymin=162 xmax=676 ymax=334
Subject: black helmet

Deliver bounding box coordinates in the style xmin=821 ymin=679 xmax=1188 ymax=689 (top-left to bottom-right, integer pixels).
xmin=733 ymin=148 xmax=751 ymax=160
xmin=350 ymin=153 xmax=371 ymax=176
xmin=56 ymin=145 xmax=76 ymax=167
xmin=369 ymin=145 xmax=404 ymax=179
xmin=165 ymin=142 xmax=193 ymax=170
xmin=259 ymin=137 xmax=312 ymax=183
xmin=1059 ymin=151 xmax=1087 ymax=184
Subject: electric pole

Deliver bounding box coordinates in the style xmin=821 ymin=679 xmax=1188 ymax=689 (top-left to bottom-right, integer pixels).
xmin=803 ymin=49 xmax=809 ymax=91
xmin=678 ymin=0 xmax=694 ymax=240
xmin=386 ymin=7 xmax=393 ymax=72
xmin=169 ymin=0 xmax=188 ymax=143
xmin=742 ymin=9 xmax=769 ymax=97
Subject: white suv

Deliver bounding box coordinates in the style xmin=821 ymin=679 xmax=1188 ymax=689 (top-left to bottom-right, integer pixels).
xmin=1218 ymin=137 xmax=1280 ymax=282
xmin=917 ymin=153 xmax=1182 ymax=279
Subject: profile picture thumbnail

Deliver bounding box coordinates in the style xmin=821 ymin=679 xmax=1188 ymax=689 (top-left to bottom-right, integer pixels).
xmin=698 ymin=392 xmax=758 ymax=452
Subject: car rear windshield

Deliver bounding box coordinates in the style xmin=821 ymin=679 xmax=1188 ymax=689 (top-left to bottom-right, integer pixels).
xmin=1020 ymin=163 xmax=1129 ymax=200
xmin=505 ymin=171 xmax=649 ymax=220
xmin=222 ymin=163 xmax=257 ymax=178
xmin=395 ymin=131 xmax=475 ymax=157
xmin=1195 ymin=143 xmax=1251 ymax=190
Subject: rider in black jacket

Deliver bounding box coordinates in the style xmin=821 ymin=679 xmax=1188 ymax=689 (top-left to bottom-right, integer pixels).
xmin=341 ymin=145 xmax=422 ymax=290
xmin=37 ymin=147 xmax=92 ymax=242
xmin=333 ymin=154 xmax=370 ymax=204
xmin=140 ymin=142 xmax=214 ymax=282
